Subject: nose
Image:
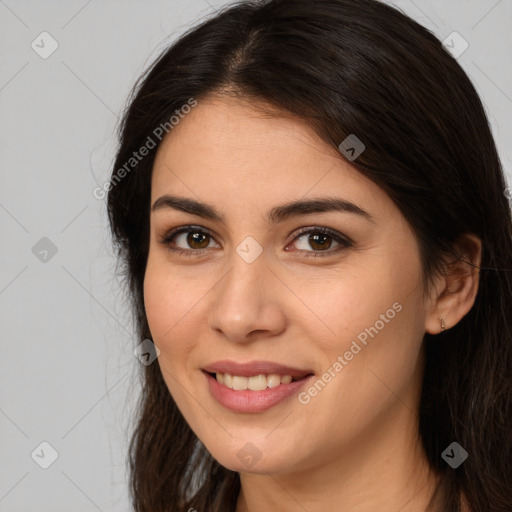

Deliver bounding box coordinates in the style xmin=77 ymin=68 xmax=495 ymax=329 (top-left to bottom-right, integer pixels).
xmin=208 ymin=248 xmax=287 ymax=343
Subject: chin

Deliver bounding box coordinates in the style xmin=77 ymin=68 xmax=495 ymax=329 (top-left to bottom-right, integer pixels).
xmin=205 ymin=439 xmax=298 ymax=475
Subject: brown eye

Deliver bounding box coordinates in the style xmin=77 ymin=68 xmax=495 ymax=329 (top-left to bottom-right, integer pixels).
xmin=185 ymin=231 xmax=211 ymax=249
xmin=290 ymin=227 xmax=352 ymax=256
xmin=307 ymin=232 xmax=333 ymax=251
xmin=160 ymin=226 xmax=220 ymax=255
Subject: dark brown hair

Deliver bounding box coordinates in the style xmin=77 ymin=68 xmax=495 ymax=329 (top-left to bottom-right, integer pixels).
xmin=107 ymin=1 xmax=512 ymax=510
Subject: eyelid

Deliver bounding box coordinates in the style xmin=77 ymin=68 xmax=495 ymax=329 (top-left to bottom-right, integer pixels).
xmin=289 ymin=226 xmax=353 ymax=248
xmin=159 ymin=225 xmax=220 ymax=249
xmin=158 ymin=224 xmax=353 ymax=256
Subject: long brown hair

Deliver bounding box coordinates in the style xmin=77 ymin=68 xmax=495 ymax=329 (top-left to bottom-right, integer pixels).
xmin=107 ymin=1 xmax=512 ymax=510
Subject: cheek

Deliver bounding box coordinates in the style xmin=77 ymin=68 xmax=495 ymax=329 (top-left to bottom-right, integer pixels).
xmin=143 ymin=256 xmax=201 ymax=339
xmin=299 ymin=245 xmax=425 ymax=390
xmin=143 ymin=257 xmax=218 ymax=380
xmin=143 ymin=264 xmax=173 ymax=340
xmin=298 ymin=256 xmax=417 ymax=348
xmin=290 ymin=265 xmax=425 ymax=446
xmin=143 ymin=264 xmax=197 ymax=407
xmin=143 ymin=261 xmax=193 ymax=363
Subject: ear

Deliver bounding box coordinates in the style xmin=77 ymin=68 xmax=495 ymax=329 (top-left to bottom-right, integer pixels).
xmin=425 ymin=233 xmax=482 ymax=335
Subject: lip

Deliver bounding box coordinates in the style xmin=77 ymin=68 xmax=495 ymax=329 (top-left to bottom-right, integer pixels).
xmin=202 ymin=360 xmax=314 ymax=379
xmin=202 ymin=369 xmax=315 ymax=413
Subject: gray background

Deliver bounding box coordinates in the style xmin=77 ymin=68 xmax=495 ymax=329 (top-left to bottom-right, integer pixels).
xmin=1 ymin=0 xmax=511 ymax=510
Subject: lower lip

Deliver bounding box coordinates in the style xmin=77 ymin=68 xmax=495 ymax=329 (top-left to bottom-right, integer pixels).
xmin=203 ymin=371 xmax=314 ymax=413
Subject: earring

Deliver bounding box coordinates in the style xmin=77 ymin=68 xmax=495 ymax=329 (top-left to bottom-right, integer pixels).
xmin=438 ymin=317 xmax=445 ymax=333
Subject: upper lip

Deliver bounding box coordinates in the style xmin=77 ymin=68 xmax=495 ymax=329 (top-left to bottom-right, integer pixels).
xmin=203 ymin=360 xmax=314 ymax=379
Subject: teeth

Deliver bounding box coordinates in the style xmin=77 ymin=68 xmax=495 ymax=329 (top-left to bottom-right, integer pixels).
xmin=232 ymin=376 xmax=248 ymax=390
xmin=267 ymin=374 xmax=281 ymax=388
xmin=280 ymin=375 xmax=292 ymax=384
xmin=213 ymin=372 xmax=298 ymax=390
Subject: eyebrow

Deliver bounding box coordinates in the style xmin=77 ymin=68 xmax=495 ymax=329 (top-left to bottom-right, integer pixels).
xmin=151 ymin=194 xmax=376 ymax=225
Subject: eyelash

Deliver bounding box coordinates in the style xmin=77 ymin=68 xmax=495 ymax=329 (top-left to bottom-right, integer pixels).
xmin=159 ymin=225 xmax=353 ymax=258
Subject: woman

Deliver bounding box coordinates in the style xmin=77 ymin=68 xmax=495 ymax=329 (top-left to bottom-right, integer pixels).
xmin=107 ymin=0 xmax=512 ymax=510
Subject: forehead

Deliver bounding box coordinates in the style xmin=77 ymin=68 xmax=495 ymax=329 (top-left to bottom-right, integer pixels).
xmin=150 ymin=96 xmax=385 ymax=215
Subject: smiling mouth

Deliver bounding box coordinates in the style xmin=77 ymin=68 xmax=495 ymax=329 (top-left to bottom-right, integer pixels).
xmin=204 ymin=371 xmax=313 ymax=391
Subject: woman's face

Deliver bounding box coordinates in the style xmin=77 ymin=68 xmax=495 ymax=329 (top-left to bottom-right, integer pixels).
xmin=144 ymin=96 xmax=433 ymax=474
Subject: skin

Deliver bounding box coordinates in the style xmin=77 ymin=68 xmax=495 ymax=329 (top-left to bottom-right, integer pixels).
xmin=144 ymin=95 xmax=481 ymax=511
